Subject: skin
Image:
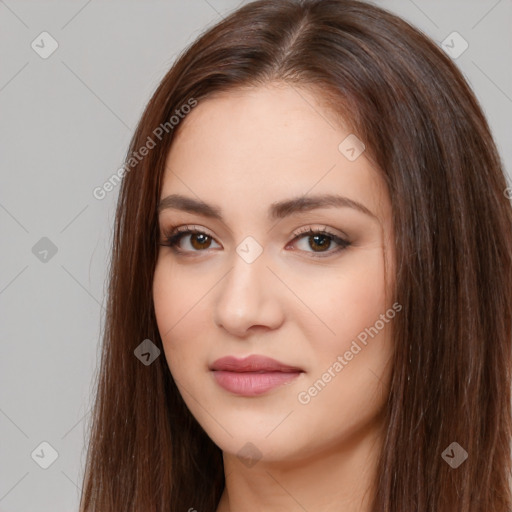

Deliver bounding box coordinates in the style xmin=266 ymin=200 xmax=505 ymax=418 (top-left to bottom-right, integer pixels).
xmin=153 ymin=83 xmax=396 ymax=512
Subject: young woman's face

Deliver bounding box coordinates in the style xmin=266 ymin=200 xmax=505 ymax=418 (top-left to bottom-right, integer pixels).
xmin=153 ymin=84 xmax=396 ymax=463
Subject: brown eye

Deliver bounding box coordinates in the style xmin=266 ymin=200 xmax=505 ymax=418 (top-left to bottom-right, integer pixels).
xmin=188 ymin=233 xmax=213 ymax=250
xmin=160 ymin=227 xmax=221 ymax=254
xmin=290 ymin=228 xmax=351 ymax=258
xmin=160 ymin=226 xmax=350 ymax=259
xmin=307 ymin=233 xmax=332 ymax=252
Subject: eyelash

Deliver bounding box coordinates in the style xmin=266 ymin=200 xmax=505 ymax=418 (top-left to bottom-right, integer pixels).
xmin=159 ymin=224 xmax=351 ymax=259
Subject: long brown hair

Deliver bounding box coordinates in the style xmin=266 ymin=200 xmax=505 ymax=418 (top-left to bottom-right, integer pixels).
xmin=79 ymin=1 xmax=512 ymax=510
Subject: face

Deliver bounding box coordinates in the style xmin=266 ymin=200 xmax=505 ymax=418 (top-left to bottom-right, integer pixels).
xmin=153 ymin=83 xmax=396 ymax=463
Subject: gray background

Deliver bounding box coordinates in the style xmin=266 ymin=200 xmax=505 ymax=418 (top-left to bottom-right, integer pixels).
xmin=0 ymin=1 xmax=511 ymax=510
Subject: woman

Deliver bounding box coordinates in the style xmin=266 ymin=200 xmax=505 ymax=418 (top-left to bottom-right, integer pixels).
xmin=79 ymin=1 xmax=512 ymax=511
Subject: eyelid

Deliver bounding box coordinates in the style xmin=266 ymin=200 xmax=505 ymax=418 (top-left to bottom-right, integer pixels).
xmin=291 ymin=224 xmax=350 ymax=241
xmin=165 ymin=224 xmax=215 ymax=239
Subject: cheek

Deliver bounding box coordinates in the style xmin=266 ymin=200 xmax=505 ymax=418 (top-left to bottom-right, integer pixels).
xmin=152 ymin=261 xmax=210 ymax=372
xmin=292 ymin=249 xmax=389 ymax=358
xmin=291 ymin=256 xmax=394 ymax=448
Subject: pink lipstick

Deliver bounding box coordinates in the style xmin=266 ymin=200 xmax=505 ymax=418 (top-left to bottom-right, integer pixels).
xmin=209 ymin=355 xmax=304 ymax=396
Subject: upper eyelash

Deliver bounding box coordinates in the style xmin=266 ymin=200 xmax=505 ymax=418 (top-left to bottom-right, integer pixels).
xmin=159 ymin=225 xmax=351 ymax=257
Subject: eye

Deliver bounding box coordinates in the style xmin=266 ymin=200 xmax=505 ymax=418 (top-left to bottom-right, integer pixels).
xmin=159 ymin=224 xmax=351 ymax=258
xmin=287 ymin=226 xmax=351 ymax=258
xmin=160 ymin=225 xmax=220 ymax=254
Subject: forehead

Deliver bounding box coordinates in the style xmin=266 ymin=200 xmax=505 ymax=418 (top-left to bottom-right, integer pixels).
xmin=168 ymin=84 xmax=350 ymax=169
xmin=161 ymin=84 xmax=389 ymax=223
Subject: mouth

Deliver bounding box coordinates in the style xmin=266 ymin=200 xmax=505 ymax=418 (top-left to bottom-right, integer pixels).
xmin=209 ymin=355 xmax=304 ymax=396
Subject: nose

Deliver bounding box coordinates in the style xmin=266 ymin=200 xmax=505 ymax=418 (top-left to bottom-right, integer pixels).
xmin=213 ymin=249 xmax=285 ymax=337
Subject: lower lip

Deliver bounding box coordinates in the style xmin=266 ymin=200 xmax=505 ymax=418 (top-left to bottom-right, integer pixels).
xmin=211 ymin=370 xmax=302 ymax=396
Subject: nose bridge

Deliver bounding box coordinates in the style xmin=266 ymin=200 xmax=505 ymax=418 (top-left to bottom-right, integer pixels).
xmin=219 ymin=246 xmax=267 ymax=310
xmin=213 ymin=244 xmax=282 ymax=334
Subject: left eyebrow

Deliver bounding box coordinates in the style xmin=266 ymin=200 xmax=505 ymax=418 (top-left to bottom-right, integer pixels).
xmin=157 ymin=193 xmax=377 ymax=221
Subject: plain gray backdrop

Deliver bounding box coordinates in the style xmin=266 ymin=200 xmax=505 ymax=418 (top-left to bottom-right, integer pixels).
xmin=1 ymin=1 xmax=511 ymax=510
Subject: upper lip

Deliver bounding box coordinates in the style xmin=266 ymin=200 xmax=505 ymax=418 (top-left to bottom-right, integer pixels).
xmin=210 ymin=355 xmax=304 ymax=373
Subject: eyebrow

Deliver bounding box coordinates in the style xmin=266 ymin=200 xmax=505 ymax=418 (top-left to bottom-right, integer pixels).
xmin=157 ymin=193 xmax=377 ymax=220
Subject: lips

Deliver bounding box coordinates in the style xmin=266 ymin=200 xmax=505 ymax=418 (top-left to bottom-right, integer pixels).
xmin=210 ymin=355 xmax=303 ymax=373
xmin=209 ymin=355 xmax=304 ymax=396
